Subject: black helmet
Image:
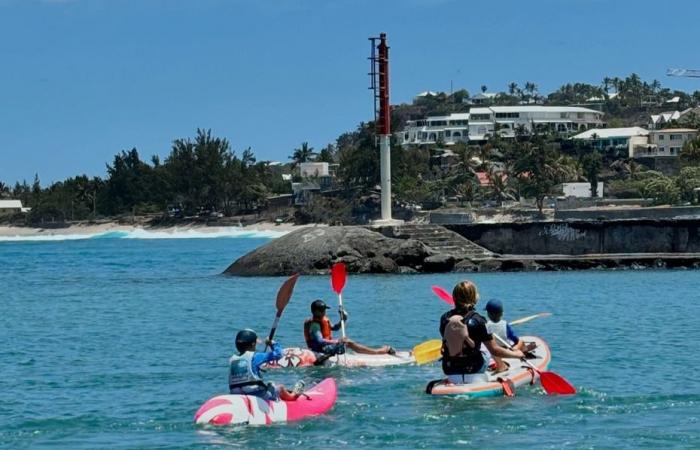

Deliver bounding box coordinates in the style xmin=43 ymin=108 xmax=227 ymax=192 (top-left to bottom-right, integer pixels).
xmin=235 ymin=329 xmax=258 ymax=352
xmin=311 ymin=299 xmax=331 ymax=313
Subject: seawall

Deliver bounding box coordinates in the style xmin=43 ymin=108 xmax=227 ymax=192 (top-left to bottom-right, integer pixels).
xmin=445 ymin=218 xmax=700 ymax=255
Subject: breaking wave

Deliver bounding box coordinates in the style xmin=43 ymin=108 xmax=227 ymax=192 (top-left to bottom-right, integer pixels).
xmin=0 ymin=227 xmax=290 ymax=242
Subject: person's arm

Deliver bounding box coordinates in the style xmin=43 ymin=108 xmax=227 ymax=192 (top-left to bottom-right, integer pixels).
xmin=309 ymin=323 xmax=336 ymax=347
xmin=506 ymin=323 xmax=519 ymax=345
xmin=331 ymin=310 xmax=348 ymax=331
xmin=484 ymin=339 xmax=524 ymax=359
xmin=251 ymin=342 xmax=283 ymax=371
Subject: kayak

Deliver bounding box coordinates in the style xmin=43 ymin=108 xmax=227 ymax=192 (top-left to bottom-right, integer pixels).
xmin=426 ymin=336 xmax=551 ymax=398
xmin=194 ymin=377 xmax=337 ymax=426
xmin=263 ymin=347 xmax=414 ymax=368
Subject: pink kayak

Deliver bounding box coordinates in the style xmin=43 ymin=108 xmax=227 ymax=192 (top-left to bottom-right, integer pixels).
xmin=194 ymin=378 xmax=337 ymax=426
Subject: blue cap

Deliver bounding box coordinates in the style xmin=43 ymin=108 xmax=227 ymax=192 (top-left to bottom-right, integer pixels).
xmin=484 ymin=299 xmax=503 ymax=314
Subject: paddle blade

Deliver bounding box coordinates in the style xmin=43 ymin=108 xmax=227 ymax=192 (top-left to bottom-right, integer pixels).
xmin=539 ymin=371 xmax=577 ymax=395
xmin=331 ymin=263 xmax=347 ymax=295
xmin=510 ymin=312 xmax=552 ymax=326
xmin=276 ymin=273 xmax=299 ymax=313
xmin=413 ymin=339 xmax=443 ymax=365
xmin=431 ymin=285 xmax=454 ymax=306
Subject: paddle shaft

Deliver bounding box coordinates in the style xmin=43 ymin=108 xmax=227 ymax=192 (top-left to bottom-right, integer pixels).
xmin=338 ymin=293 xmax=346 ymax=339
xmin=492 ymin=333 xmax=540 ymax=373
xmin=265 ymin=312 xmax=282 ymax=351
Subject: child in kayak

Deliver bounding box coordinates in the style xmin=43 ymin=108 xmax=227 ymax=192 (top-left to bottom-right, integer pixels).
xmin=229 ymin=328 xmax=305 ymax=401
xmin=304 ymin=299 xmax=395 ymax=359
xmin=484 ymin=299 xmax=536 ymax=373
xmin=439 ymin=281 xmax=525 ymax=384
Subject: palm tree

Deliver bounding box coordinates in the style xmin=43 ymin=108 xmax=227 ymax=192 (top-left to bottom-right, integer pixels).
xmin=525 ymin=81 xmax=538 ymax=97
xmin=602 ymin=77 xmax=612 ymax=93
xmin=508 ymin=82 xmax=519 ymax=96
xmin=289 ymin=142 xmax=314 ymax=167
xmin=481 ymin=85 xmax=488 ymax=93
xmin=0 ymin=181 xmax=11 ymax=199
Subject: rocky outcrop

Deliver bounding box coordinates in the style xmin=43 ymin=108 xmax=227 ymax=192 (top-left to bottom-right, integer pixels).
xmin=224 ymin=226 xmax=436 ymax=276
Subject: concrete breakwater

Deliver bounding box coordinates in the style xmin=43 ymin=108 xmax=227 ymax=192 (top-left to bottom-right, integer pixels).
xmin=445 ymin=218 xmax=700 ymax=255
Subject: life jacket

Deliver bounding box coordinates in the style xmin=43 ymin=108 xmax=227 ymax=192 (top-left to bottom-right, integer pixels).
xmin=441 ymin=310 xmax=485 ymax=375
xmin=303 ymin=316 xmax=333 ymax=349
xmin=486 ymin=319 xmax=509 ymax=347
xmin=228 ymin=351 xmax=266 ymax=394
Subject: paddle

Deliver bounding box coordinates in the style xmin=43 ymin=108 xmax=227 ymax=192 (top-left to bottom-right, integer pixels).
xmin=331 ymin=263 xmax=347 ymax=340
xmin=431 ymin=285 xmax=454 ymax=306
xmin=510 ymin=312 xmax=552 ymax=326
xmin=492 ymin=333 xmax=576 ymax=395
xmin=265 ymin=273 xmax=300 ymax=350
xmin=413 ymin=339 xmax=443 ymax=365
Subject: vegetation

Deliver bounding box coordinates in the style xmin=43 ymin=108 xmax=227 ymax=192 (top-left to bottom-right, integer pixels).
xmin=4 ymin=73 xmax=700 ymax=226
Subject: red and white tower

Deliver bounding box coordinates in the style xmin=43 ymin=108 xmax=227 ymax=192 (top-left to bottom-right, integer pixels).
xmin=369 ymin=33 xmax=401 ymax=224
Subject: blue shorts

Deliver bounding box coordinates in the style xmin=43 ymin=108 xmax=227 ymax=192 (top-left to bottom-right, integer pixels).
xmin=315 ymin=343 xmax=346 ymax=356
xmin=230 ymin=383 xmax=279 ymax=401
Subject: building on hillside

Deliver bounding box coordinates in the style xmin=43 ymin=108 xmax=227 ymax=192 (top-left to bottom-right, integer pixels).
xmin=649 ymin=110 xmax=681 ymax=129
xmin=467 ymin=106 xmax=603 ymax=141
xmin=299 ymin=162 xmax=329 ymax=178
xmin=466 ymin=92 xmax=498 ymax=105
xmin=0 ymin=199 xmax=31 ymax=216
xmin=398 ymin=113 xmax=470 ymax=146
xmin=414 ymin=91 xmax=438 ymax=102
xmin=562 ymin=182 xmax=604 ymax=198
xmin=633 ymin=128 xmax=698 ymax=158
xmin=397 ymin=106 xmax=604 ymax=146
xmin=571 ymin=127 xmax=649 ymax=157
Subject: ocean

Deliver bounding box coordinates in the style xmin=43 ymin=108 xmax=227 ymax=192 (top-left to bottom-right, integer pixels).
xmin=1 ymin=231 xmax=699 ymax=449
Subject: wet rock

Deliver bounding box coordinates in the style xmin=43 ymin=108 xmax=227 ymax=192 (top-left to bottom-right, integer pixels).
xmin=423 ymin=254 xmax=456 ymax=272
xmin=453 ymin=260 xmax=478 ymax=272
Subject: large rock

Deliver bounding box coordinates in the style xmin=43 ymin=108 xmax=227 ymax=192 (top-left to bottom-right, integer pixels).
xmin=225 ymin=226 xmax=411 ymax=276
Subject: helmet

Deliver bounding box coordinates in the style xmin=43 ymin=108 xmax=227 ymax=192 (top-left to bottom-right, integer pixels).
xmin=311 ymin=299 xmax=331 ymax=313
xmin=235 ymin=329 xmax=258 ymax=352
xmin=484 ymin=299 xmax=504 ymax=315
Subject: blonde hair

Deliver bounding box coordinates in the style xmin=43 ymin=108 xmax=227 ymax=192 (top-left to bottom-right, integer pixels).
xmin=452 ymin=280 xmax=479 ymax=309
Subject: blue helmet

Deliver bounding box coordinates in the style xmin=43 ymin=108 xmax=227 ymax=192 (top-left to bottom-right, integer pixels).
xmin=235 ymin=329 xmax=257 ymax=352
xmin=484 ymin=299 xmax=504 ymax=315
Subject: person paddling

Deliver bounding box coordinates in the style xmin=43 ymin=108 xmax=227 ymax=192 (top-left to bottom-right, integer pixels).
xmin=229 ymin=329 xmax=305 ymax=401
xmin=484 ymin=298 xmax=537 ymax=373
xmin=439 ymin=281 xmax=524 ymax=384
xmin=304 ymin=299 xmax=395 ymax=360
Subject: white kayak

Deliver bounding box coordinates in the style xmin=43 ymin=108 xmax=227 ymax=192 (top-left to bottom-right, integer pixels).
xmin=263 ymin=347 xmax=414 ymax=368
xmin=194 ymin=378 xmax=337 ymax=426
xmin=426 ymin=336 xmax=551 ymax=398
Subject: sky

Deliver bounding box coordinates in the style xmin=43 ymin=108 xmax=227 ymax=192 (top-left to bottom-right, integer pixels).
xmin=1 ymin=0 xmax=700 ymax=185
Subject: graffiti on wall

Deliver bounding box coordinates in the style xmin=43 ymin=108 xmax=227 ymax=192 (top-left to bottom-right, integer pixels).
xmin=539 ymin=224 xmax=587 ymax=241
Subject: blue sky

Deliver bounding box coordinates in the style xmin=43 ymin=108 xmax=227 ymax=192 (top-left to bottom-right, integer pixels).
xmin=1 ymin=0 xmax=699 ymax=184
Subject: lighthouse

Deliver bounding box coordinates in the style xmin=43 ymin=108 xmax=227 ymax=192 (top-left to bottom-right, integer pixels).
xmin=369 ymin=33 xmax=402 ymax=225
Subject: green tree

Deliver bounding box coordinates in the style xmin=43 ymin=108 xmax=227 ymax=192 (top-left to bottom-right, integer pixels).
xmin=581 ymin=152 xmax=603 ymax=197
xmin=676 ymin=167 xmax=700 ymax=203
xmin=680 ymin=137 xmax=700 ymax=167
xmin=641 ymin=176 xmax=680 ymax=205
xmin=511 ymin=135 xmax=574 ymax=213
xmin=290 ymin=142 xmax=314 ymax=167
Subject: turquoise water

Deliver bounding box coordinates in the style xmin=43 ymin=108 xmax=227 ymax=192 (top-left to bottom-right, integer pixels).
xmin=1 ymin=235 xmax=699 ymax=449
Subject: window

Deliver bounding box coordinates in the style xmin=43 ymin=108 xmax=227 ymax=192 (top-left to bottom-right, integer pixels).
xmin=471 ymin=114 xmax=491 ymax=121
xmin=495 ymin=112 xmax=519 ymax=119
xmin=671 ymin=147 xmax=681 ymax=155
xmin=445 ymin=131 xmax=451 ymax=137
xmin=670 ymin=134 xmax=681 ymax=140
xmin=658 ymin=135 xmax=665 ymax=140
xmin=453 ymin=131 xmax=461 ymax=137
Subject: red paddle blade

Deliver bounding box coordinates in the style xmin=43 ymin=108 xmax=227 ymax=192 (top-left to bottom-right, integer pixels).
xmin=276 ymin=273 xmax=299 ymax=313
xmin=431 ymin=285 xmax=455 ymax=306
xmin=539 ymin=371 xmax=577 ymax=395
xmin=331 ymin=263 xmax=347 ymax=294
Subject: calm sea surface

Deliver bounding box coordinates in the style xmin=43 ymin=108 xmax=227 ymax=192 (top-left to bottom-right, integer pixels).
xmin=1 ymin=232 xmax=699 ymax=449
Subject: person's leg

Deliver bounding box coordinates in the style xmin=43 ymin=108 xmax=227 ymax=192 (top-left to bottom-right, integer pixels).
xmin=345 ymin=339 xmax=392 ymax=355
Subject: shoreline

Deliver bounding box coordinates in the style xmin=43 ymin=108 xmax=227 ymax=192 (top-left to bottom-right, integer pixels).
xmin=0 ymin=221 xmax=310 ymax=239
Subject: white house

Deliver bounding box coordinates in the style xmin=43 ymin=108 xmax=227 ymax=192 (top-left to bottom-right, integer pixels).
xmin=397 ymin=106 xmax=604 ymax=146
xmin=562 ymin=182 xmax=604 ymax=198
xmin=469 ymin=106 xmax=604 ymax=140
xmin=634 ymin=128 xmax=698 ymax=158
xmin=299 ymin=162 xmax=329 ymax=178
xmin=572 ymin=127 xmax=650 ymax=157
xmin=0 ymin=199 xmax=30 ymax=215
xmin=650 ymin=110 xmax=681 ymax=129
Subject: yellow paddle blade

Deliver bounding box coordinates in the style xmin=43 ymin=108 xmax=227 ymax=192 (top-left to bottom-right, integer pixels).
xmin=413 ymin=339 xmax=442 ymax=365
